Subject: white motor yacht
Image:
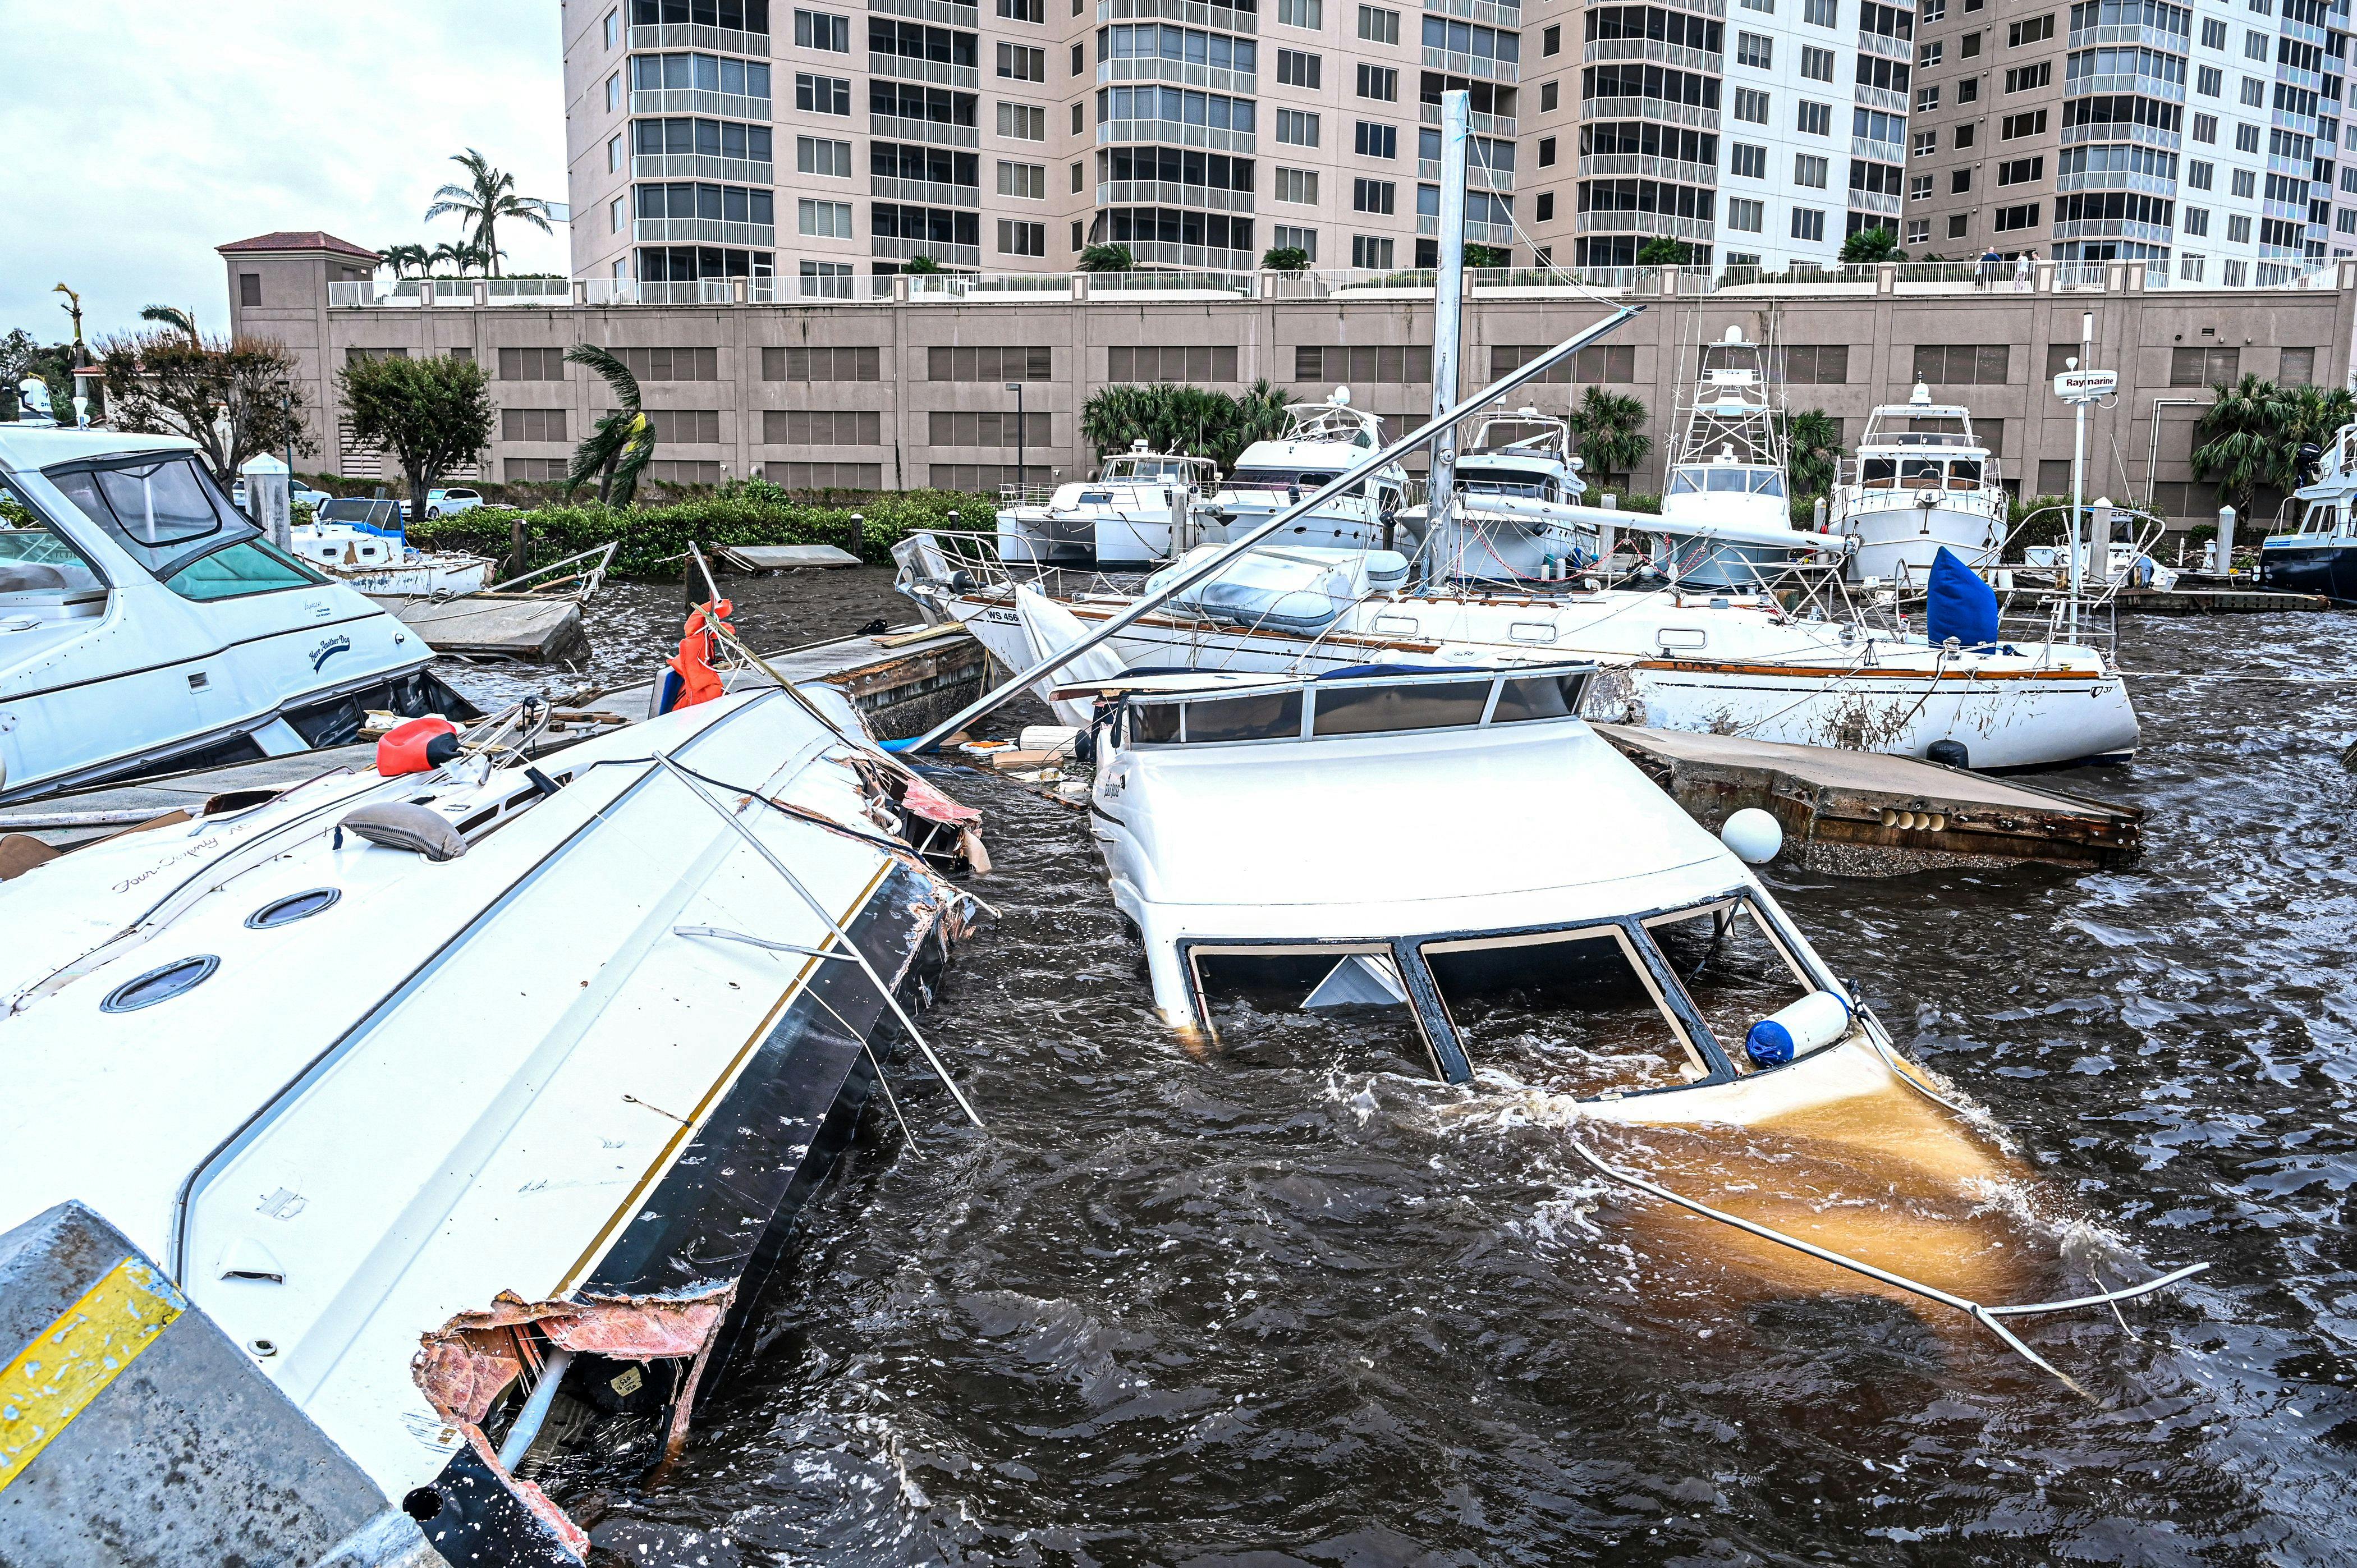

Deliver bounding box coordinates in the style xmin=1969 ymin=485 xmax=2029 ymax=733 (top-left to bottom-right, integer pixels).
xmin=294 ymin=497 xmax=495 ymax=596
xmin=0 ymin=682 xmax=986 ymax=1561
xmin=995 ymin=443 xmax=1221 ymax=569
xmin=1829 ymin=384 xmax=2008 ymax=584
xmin=1206 ymin=390 xmax=1410 ymax=553
xmin=2260 ymin=419 xmax=2357 ymax=602
xmin=1407 ymin=407 xmax=1603 ymax=583
xmin=0 ymin=428 xmax=473 ymax=803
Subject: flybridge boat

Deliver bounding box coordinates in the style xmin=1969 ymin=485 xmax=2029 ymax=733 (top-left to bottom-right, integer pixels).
xmin=1829 ymin=384 xmax=2007 ymax=585
xmin=1407 ymin=407 xmax=1603 ymax=583
xmin=1208 ymin=391 xmax=1411 ymax=553
xmin=1643 ymin=328 xmax=1850 ymax=589
xmin=294 ymin=496 xmax=496 ymax=596
xmin=996 ymin=442 xmax=1222 ymax=569
xmin=2261 ymin=418 xmax=2357 ymax=602
xmin=0 ymin=428 xmax=472 ymax=803
xmin=0 ymin=682 xmax=987 ymax=1564
xmin=1069 ymin=659 xmax=2199 ymax=1373
xmin=898 ymin=538 xmax=2140 ymax=769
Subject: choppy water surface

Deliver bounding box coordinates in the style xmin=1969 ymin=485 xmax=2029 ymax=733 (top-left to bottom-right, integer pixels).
xmin=451 ymin=580 xmax=2357 ymax=1565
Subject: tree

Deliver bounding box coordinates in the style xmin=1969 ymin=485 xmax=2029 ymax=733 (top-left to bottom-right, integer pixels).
xmin=904 ymin=254 xmax=944 ymax=274
xmin=1 ymin=329 xmax=76 ymax=423
xmin=429 ymin=241 xmax=489 ymax=276
xmin=1782 ymin=409 xmax=1845 ymax=503
xmin=1261 ymin=245 xmax=1311 ymax=272
xmin=561 ymin=343 xmax=658 ymax=506
xmin=95 ymin=330 xmax=316 ymax=484
xmin=1840 ymin=226 xmax=1905 ymax=263
xmin=1079 ymin=378 xmax=1294 ymax=472
xmin=380 ymin=243 xmax=432 ymax=278
xmin=1462 ymin=243 xmax=1510 ymax=269
xmin=2191 ymin=373 xmax=2295 ymax=522
xmin=1635 ymin=237 xmax=1692 ymax=266
xmin=423 ymin=149 xmax=553 ymax=278
xmin=2285 ymin=383 xmax=2355 ymax=479
xmin=1078 ymin=243 xmax=1137 ymax=273
xmin=139 ymin=306 xmax=199 ymax=342
xmin=1565 ymin=386 xmax=1651 ymax=482
xmin=339 ymin=354 xmax=497 ymax=528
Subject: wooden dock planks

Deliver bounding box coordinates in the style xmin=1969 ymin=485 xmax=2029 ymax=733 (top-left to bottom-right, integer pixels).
xmin=1592 ymin=723 xmax=2143 ymax=875
xmin=369 ymin=594 xmax=591 ymax=662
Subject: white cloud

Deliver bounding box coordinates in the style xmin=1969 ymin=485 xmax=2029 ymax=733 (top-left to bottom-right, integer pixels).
xmin=0 ymin=0 xmax=570 ymax=345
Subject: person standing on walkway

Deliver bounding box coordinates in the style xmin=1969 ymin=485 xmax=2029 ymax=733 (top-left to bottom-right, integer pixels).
xmin=1977 ymin=246 xmax=2002 ymax=289
xmin=2015 ymin=249 xmax=2035 ymax=291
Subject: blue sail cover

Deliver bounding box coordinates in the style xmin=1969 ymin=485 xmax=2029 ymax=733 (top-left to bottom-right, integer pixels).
xmin=1924 ymin=546 xmax=2000 ymax=647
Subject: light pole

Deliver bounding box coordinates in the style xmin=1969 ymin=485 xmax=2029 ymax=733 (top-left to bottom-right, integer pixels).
xmin=1005 ymin=381 xmax=1026 ymax=498
xmin=2051 ymin=310 xmax=2115 ymax=643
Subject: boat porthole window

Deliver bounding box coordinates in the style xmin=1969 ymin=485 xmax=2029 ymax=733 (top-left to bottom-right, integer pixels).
xmin=100 ymin=955 xmax=221 ymax=1013
xmin=245 ymin=888 xmax=342 ymax=929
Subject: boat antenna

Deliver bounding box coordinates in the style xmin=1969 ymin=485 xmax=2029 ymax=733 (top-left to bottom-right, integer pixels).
xmin=900 ymin=304 xmax=1648 ymax=752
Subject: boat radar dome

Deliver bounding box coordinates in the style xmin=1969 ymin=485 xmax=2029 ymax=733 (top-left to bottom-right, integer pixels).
xmin=1329 ymin=386 xmax=1353 ymax=406
xmin=1131 ymin=438 xmax=1149 ymax=451
xmin=1723 ymin=324 xmax=1746 ymax=344
xmin=1720 ymin=807 xmax=1783 ymax=865
xmin=1909 ymin=381 xmax=1933 ymax=406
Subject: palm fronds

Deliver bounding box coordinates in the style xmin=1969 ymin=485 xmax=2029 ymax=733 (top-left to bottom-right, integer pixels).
xmin=562 ymin=343 xmax=657 ymax=506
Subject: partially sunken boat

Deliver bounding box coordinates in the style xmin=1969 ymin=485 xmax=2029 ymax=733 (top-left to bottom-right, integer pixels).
xmin=0 ymin=680 xmax=987 ymax=1562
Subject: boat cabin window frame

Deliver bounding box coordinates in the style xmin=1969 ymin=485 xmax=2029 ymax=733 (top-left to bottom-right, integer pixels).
xmin=0 ymin=476 xmax=112 ymax=604
xmin=1115 ymin=666 xmax=1593 ymax=748
xmin=44 ymin=451 xmax=329 ymax=595
xmin=1639 ymin=895 xmax=1835 ymax=1076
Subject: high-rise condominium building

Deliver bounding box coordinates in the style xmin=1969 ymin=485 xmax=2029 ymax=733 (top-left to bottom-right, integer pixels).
xmin=1902 ymin=0 xmax=2352 ymax=279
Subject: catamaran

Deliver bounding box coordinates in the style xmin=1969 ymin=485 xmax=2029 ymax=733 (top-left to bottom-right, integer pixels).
xmin=995 ymin=442 xmax=1222 ymax=569
xmin=1828 ymin=384 xmax=2008 ymax=585
xmin=0 ymin=427 xmax=473 ymax=803
xmin=1205 ymin=391 xmax=1411 ymax=553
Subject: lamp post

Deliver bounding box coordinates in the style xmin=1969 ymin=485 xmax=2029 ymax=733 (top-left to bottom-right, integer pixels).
xmin=1005 ymin=381 xmax=1026 ymax=498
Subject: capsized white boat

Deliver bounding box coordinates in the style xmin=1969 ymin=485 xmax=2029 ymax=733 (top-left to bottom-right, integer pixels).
xmin=996 ymin=443 xmax=1221 ymax=568
xmin=295 ymin=497 xmax=496 ymax=595
xmin=1205 ymin=390 xmax=1410 ymax=553
xmin=0 ymin=682 xmax=987 ymax=1561
xmin=1072 ymin=658 xmax=2200 ymax=1375
xmin=1829 ymin=384 xmax=2008 ymax=585
xmin=0 ymin=428 xmax=474 ymax=801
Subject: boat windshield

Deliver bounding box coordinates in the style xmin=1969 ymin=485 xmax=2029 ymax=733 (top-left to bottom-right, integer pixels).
xmin=47 ymin=453 xmax=268 ymax=582
xmin=1121 ymin=670 xmax=1588 ymax=745
xmin=2304 ymin=503 xmax=2340 ymax=534
xmin=0 ymin=481 xmax=107 ymax=603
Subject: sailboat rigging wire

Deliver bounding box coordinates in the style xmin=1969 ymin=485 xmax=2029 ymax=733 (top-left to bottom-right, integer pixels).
xmin=1558 ymin=1132 xmax=2207 ymax=1395
xmin=905 ymin=304 xmax=1650 ymax=752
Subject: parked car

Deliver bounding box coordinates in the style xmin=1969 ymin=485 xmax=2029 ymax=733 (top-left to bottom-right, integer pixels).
xmin=231 ymin=478 xmax=334 ymax=512
xmin=425 ymin=487 xmax=485 ymax=518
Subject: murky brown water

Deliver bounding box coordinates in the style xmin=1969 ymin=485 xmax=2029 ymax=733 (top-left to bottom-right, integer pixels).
xmin=447 ymin=576 xmax=2357 ymax=1566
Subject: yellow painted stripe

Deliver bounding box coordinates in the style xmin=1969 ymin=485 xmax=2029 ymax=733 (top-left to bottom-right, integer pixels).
xmin=0 ymin=1256 xmax=186 ymax=1494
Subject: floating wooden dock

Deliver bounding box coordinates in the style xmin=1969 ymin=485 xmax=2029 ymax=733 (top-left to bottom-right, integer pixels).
xmin=2113 ymin=586 xmax=2332 ymax=615
xmin=369 ymin=593 xmax=591 ymax=661
xmin=603 ymin=623 xmax=988 ymax=739
xmin=1592 ymin=723 xmax=2143 ymax=875
xmin=713 ymin=543 xmax=865 ymax=572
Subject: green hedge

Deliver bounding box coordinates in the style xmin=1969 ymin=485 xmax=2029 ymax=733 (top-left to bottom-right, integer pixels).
xmin=405 ymin=482 xmax=998 ymax=578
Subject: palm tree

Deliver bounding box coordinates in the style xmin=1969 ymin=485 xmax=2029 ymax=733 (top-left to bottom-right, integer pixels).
xmin=380 ymin=244 xmax=432 ymax=279
xmin=2191 ymin=374 xmax=2295 ymax=522
xmin=2285 ymin=383 xmax=2356 ymax=481
xmin=904 ymin=255 xmax=944 ymax=274
xmin=1565 ymin=386 xmax=1652 ymax=484
xmin=1078 ymin=243 xmax=1136 ymax=273
xmin=424 ymin=149 xmax=553 ymax=279
xmin=1782 ymin=409 xmax=1844 ymax=504
xmin=1078 ymin=379 xmax=1292 ymax=472
xmin=139 ymin=305 xmax=199 ymax=342
xmin=562 ymin=343 xmax=658 ymax=506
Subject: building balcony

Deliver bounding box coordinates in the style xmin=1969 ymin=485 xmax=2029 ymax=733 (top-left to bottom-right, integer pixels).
xmin=1857 ymin=29 xmax=1909 ymax=60
xmin=2066 ymin=22 xmax=2191 ymax=52
xmin=1582 ymin=36 xmax=1719 ymax=72
xmin=1421 ymin=45 xmax=1519 ymax=82
xmin=1097 ymin=117 xmax=1257 ymax=153
xmin=1576 ymin=152 xmax=1715 ymax=185
xmin=872 ymin=235 xmax=983 ymax=265
xmin=1419 ymin=102 xmax=1515 ymax=135
xmin=1099 ymin=58 xmax=1258 ymax=93
xmin=1851 ymin=132 xmax=1906 ymax=162
xmin=1419 ymin=213 xmax=1516 ymax=240
xmin=873 ymin=175 xmax=984 ymax=207
xmin=2060 ymin=118 xmax=2180 ymax=150
xmin=1574 ymin=209 xmax=1714 ymax=240
xmin=2062 ymin=70 xmax=2186 ymax=102
xmin=1580 ymin=94 xmax=1718 ymax=131
xmin=630 ymin=88 xmax=770 ymax=120
xmin=2056 ymin=169 xmax=2176 ymax=196
xmin=1418 ymin=157 xmax=1515 ymax=190
xmin=869 ymin=51 xmax=982 ymax=89
xmin=634 ymin=217 xmax=777 ymax=245
xmin=1124 ymin=240 xmax=1255 ymax=269
xmin=868 ymin=0 xmax=980 ymax=25
xmin=1098 ymin=178 xmax=1257 ymax=210
xmin=1853 ymin=83 xmax=1906 ymax=114
xmin=1848 ymin=187 xmax=1902 ymax=216
xmin=1099 ymin=0 xmax=1259 ymax=31
xmin=634 ymin=153 xmax=775 ymax=184
xmin=628 ymin=22 xmax=769 ymax=54
xmin=871 ymin=111 xmax=982 ymax=148
xmin=1425 ymin=0 xmax=1524 ymax=26
xmin=2051 ymin=217 xmax=2173 ymax=242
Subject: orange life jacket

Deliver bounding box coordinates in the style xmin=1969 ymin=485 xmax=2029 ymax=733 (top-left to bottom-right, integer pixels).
xmin=664 ymin=598 xmax=736 ymax=711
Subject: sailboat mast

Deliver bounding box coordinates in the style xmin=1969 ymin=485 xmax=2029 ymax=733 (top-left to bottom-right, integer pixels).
xmin=1424 ymin=90 xmax=1471 ymax=563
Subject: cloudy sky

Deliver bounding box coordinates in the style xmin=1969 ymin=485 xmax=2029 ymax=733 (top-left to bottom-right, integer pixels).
xmin=0 ymin=1 xmax=571 ymax=346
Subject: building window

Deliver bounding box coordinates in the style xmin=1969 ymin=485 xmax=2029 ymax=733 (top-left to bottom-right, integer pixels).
xmin=1919 ymin=39 xmax=1943 ymax=66
xmin=799 ymin=198 xmax=855 ymax=236
xmin=1728 ymin=196 xmax=1765 ymax=231
xmin=2007 ymin=13 xmax=2051 ymax=44
xmin=1278 ymin=107 xmax=1321 ymax=144
xmin=1277 ymin=47 xmax=1321 ymax=86
xmin=1916 ymin=86 xmax=1940 ymax=112
xmin=1779 ymin=344 xmax=1851 ymax=382
xmin=2196 ymin=64 xmax=2223 ymax=95
xmin=1540 ymin=80 xmax=1558 ymax=111
xmin=1276 ymin=166 xmax=1319 ymax=202
xmin=1297 ymin=343 xmax=1434 ymax=380
xmin=997 ymin=42 xmax=1045 ymax=79
xmin=1358 ymin=4 xmax=1400 ymax=43
xmin=1805 ymin=0 xmax=1837 ymax=24
xmin=1909 ymin=173 xmax=1932 ymax=199
xmin=1734 ymin=88 xmax=1771 ymax=123
xmin=1536 ymin=191 xmax=1555 ymax=220
xmin=1905 ymin=218 xmax=1929 ymax=244
xmin=237 ymin=273 xmax=262 ymax=308
xmin=1741 ymin=0 xmax=1773 ymax=11
xmin=2186 ymin=159 xmax=2213 ymax=190
xmin=1952 ymin=167 xmax=1973 ymax=192
xmin=796 ymin=260 xmax=856 ymax=298
xmin=1955 ymin=122 xmax=1975 ymax=148
xmin=2183 ymin=205 xmax=2210 ymax=234
xmin=1915 ymin=343 xmax=2010 ymax=383
xmin=1352 ymin=177 xmax=1396 ymax=213
xmin=1737 ymin=31 xmax=1774 ymax=67
xmin=1277 ymin=0 xmax=1320 ymax=26
xmin=607 ymin=72 xmax=621 ymax=111
xmin=797 ymin=135 xmax=853 ymax=177
xmin=2170 ymin=346 xmax=2240 ymax=385
xmin=1531 ymin=135 xmax=1554 ymax=167
xmin=1272 ymin=223 xmax=1318 ymax=259
xmin=2001 ymin=109 xmax=2046 ymax=139
xmin=611 ymin=347 xmax=721 ymax=381
xmin=2231 ymin=167 xmax=2255 ymax=197
xmin=1923 ymin=0 xmax=1945 ymax=18
xmin=608 ymin=134 xmax=623 ymax=173
xmin=796 ymin=73 xmax=851 ymax=113
xmin=1797 ymin=99 xmax=1831 ymax=135
xmin=604 ymin=7 xmax=619 ymax=47
xmin=999 ymin=159 xmax=1046 ymax=197
xmin=1731 ymin=142 xmax=1767 ymax=177
xmin=1995 ymin=157 xmax=2039 ymax=185
xmin=928 ymin=346 xmax=1052 ymax=380
xmin=1947 ymin=212 xmax=1969 ymax=236
xmin=1791 ymin=205 xmax=1826 ymax=240
xmin=1961 ymin=32 xmax=1979 ymax=54
xmin=2003 ymin=62 xmax=2049 ymax=92
xmin=763 ymin=345 xmax=879 ymax=382
xmin=611 ymin=195 xmax=625 ymax=231
xmin=1912 ymin=128 xmax=1936 ymax=156
xmin=1794 ymin=153 xmax=1828 ymax=187
xmin=1957 ymin=76 xmax=1978 ymax=102
xmin=499 ymin=347 xmax=567 ymax=379
xmin=1355 ymin=121 xmax=1398 ymax=158
xmin=1351 ymin=233 xmax=1395 ymax=267
xmin=2235 ymin=122 xmax=2259 ymax=152
xmin=998 ymin=218 xmax=1047 ymax=254
xmin=1542 ymin=22 xmax=1562 ymax=53
xmin=794 ymin=8 xmax=849 ymax=48
xmin=1356 ymin=63 xmax=1398 ymax=99
xmin=1992 ymin=201 xmax=2038 ymax=231
xmin=1801 ymin=45 xmax=1835 ymax=80
xmin=999 ymin=101 xmax=1046 ymax=139
xmin=1074 ymin=101 xmax=1084 ymax=133
xmin=2240 ymin=76 xmax=2266 ymax=106
xmin=764 ymin=410 xmax=882 ymax=446
xmin=2177 ymin=253 xmax=2205 ymax=281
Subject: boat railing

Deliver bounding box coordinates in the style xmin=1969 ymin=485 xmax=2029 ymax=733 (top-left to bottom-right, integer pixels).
xmin=997 ymin=482 xmax=1058 ymax=505
xmin=900 ymin=528 xmax=1161 ymax=598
